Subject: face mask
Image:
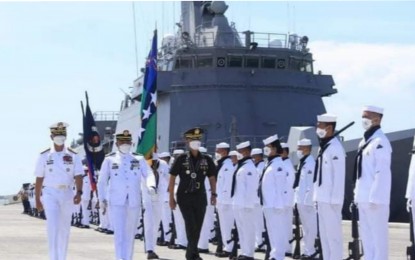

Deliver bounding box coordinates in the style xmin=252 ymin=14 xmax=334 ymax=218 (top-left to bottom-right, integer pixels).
xmin=215 ymin=153 xmax=222 ymax=161
xmin=296 ymin=150 xmax=304 ymax=159
xmin=236 ymin=153 xmax=243 ymax=160
xmin=189 ymin=140 xmax=201 ymax=150
xmin=362 ymin=118 xmax=372 ymax=131
xmin=316 ymin=128 xmax=327 ymax=139
xmin=263 ymin=147 xmax=271 ymax=157
xmin=53 ymin=135 xmax=66 ymax=146
xmin=118 ymin=144 xmax=131 ymax=154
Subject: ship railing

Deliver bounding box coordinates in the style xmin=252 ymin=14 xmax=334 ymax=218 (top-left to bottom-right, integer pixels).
xmin=93 ymin=111 xmax=119 ymax=121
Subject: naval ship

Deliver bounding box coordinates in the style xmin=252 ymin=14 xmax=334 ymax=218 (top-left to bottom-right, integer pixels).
xmin=81 ymin=1 xmax=414 ymax=222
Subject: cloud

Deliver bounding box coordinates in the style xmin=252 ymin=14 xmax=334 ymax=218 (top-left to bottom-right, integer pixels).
xmin=309 ymin=41 xmax=415 ymax=139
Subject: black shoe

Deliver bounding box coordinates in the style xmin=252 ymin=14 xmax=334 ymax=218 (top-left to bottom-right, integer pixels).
xmin=255 ymin=247 xmax=266 ymax=253
xmin=285 ymin=252 xmax=293 ymax=257
xmin=215 ymin=251 xmax=231 ymax=258
xmin=135 ymin=234 xmax=143 ymax=240
xmin=198 ymin=248 xmax=209 ymax=254
xmin=105 ymin=230 xmax=114 ymax=235
xmin=157 ymin=241 xmax=169 ymax=246
xmin=169 ymin=244 xmax=186 ymax=250
xmin=147 ymin=251 xmax=159 ymax=259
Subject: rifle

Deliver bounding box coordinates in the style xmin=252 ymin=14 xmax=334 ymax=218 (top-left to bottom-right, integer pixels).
xmin=407 ymin=208 xmax=415 ymax=259
xmin=157 ymin=222 xmax=165 ymax=244
xmin=309 ymin=204 xmax=322 ymax=260
xmin=168 ymin=212 xmax=177 ymax=246
xmin=263 ymin=217 xmax=271 ymax=260
xmin=227 ymin=222 xmax=239 ymax=259
xmin=345 ymin=202 xmax=363 ymax=260
xmin=289 ymin=204 xmax=303 ymax=259
xmin=213 ymin=209 xmax=224 ymax=253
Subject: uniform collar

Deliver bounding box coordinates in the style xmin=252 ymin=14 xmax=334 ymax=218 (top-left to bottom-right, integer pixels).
xmin=50 ymin=145 xmax=67 ymax=153
xmin=364 ymin=125 xmax=381 ymax=141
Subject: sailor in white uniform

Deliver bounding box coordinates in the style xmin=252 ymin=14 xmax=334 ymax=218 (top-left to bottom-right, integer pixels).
xmin=251 ymin=148 xmax=266 ymax=251
xmin=313 ymin=113 xmax=345 ymax=260
xmin=158 ymin=152 xmax=173 ymax=245
xmin=97 ymin=130 xmax=151 ymax=260
xmin=34 ymin=122 xmax=83 ymax=260
xmin=214 ymin=142 xmax=235 ymax=257
xmin=80 ymin=166 xmax=92 ymax=228
xmin=406 ymin=137 xmax=415 ymax=244
xmin=231 ymin=141 xmax=258 ymax=259
xmin=354 ymin=106 xmax=392 ymax=260
xmin=260 ymin=134 xmax=287 ymax=260
xmin=293 ymin=139 xmax=317 ymax=257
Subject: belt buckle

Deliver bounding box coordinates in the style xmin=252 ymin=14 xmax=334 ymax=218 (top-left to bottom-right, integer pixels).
xmin=57 ymin=185 xmax=67 ymax=190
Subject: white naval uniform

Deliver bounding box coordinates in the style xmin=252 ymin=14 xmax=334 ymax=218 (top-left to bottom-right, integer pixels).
xmin=98 ymin=151 xmax=150 ymax=260
xmin=172 ymin=176 xmax=188 ymax=246
xmin=294 ymin=154 xmax=317 ymax=256
xmin=143 ymin=159 xmax=170 ymax=252
xmin=198 ymin=178 xmax=215 ymax=250
xmin=354 ymin=128 xmax=392 ymax=260
xmin=80 ymin=174 xmax=92 ymax=226
xmin=159 ymin=162 xmax=173 ymax=242
xmin=282 ymin=157 xmax=295 ymax=253
xmin=260 ymin=156 xmax=287 ymax=260
xmin=34 ymin=146 xmax=83 ymax=260
xmin=216 ymin=157 xmax=236 ymax=253
xmin=313 ymin=137 xmax=345 ymax=260
xmin=232 ymin=157 xmax=258 ymax=258
xmin=254 ymin=160 xmax=265 ymax=248
xmin=406 ymin=141 xmax=415 ymax=245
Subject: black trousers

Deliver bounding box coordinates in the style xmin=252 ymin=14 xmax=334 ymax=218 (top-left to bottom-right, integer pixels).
xmin=178 ymin=193 xmax=207 ymax=260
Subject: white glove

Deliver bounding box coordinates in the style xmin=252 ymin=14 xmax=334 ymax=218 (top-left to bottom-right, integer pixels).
xmin=407 ymin=199 xmax=412 ymax=213
xmin=148 ymin=186 xmax=157 ymax=196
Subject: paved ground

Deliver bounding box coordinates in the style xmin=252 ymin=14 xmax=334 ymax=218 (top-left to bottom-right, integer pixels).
xmin=0 ymin=203 xmax=410 ymax=260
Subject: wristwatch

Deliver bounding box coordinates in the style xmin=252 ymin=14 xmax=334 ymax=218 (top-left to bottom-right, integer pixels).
xmin=77 ymin=190 xmax=83 ymax=195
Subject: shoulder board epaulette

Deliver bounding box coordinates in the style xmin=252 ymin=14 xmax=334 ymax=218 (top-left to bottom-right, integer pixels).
xmin=67 ymin=148 xmax=77 ymax=154
xmin=106 ymin=152 xmax=116 ymax=157
xmin=40 ymin=148 xmax=50 ymax=154
xmin=132 ymin=152 xmax=142 ymax=156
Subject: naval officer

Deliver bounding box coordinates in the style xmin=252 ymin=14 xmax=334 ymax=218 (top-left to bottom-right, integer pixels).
xmin=251 ymin=148 xmax=266 ymax=251
xmin=97 ymin=130 xmax=151 ymax=260
xmin=293 ymin=139 xmax=317 ymax=258
xmin=354 ymin=106 xmax=391 ymax=260
xmin=168 ymin=127 xmax=217 ymax=260
xmin=313 ymin=113 xmax=346 ymax=260
xmin=260 ymin=134 xmax=287 ymax=260
xmin=34 ymin=122 xmax=83 ymax=260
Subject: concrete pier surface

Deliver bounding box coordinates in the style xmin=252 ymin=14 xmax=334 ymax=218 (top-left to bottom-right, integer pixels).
xmin=0 ymin=203 xmax=409 ymax=260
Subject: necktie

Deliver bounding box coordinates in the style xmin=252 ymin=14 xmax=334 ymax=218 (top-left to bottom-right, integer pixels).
xmin=293 ymin=156 xmax=308 ymax=189
xmin=353 ymin=140 xmax=373 ymax=182
xmin=258 ymin=159 xmax=274 ymax=205
xmin=230 ymin=162 xmax=244 ymax=197
xmin=313 ymin=143 xmax=331 ymax=186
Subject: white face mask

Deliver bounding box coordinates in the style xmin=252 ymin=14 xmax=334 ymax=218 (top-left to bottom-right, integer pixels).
xmin=236 ymin=153 xmax=243 ymax=160
xmin=316 ymin=128 xmax=327 ymax=139
xmin=118 ymin=144 xmax=131 ymax=154
xmin=362 ymin=118 xmax=372 ymax=131
xmin=53 ymin=135 xmax=66 ymax=146
xmin=215 ymin=153 xmax=222 ymax=161
xmin=189 ymin=140 xmax=201 ymax=150
xmin=263 ymin=147 xmax=271 ymax=157
xmin=296 ymin=150 xmax=304 ymax=159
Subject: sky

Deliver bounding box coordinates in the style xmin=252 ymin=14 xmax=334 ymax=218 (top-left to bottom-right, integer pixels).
xmin=0 ymin=1 xmax=414 ymax=195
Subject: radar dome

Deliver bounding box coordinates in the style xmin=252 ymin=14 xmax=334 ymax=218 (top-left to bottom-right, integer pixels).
xmin=210 ymin=1 xmax=228 ymax=15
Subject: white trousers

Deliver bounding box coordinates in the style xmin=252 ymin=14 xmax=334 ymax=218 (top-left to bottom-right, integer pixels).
xmin=42 ymin=187 xmax=74 ymax=260
xmin=254 ymin=203 xmax=265 ymax=247
xmin=284 ymin=206 xmax=293 ymax=253
xmin=198 ymin=204 xmax=215 ymax=249
xmin=233 ymin=205 xmax=255 ymax=257
xmin=80 ymin=199 xmax=91 ymax=226
xmin=109 ymin=204 xmax=140 ymax=260
xmin=99 ymin=205 xmax=112 ymax=230
xmin=263 ymin=208 xmax=287 ymax=260
xmin=217 ymin=203 xmax=235 ymax=252
xmin=317 ymin=202 xmax=343 ymax=260
xmin=172 ymin=207 xmax=188 ymax=246
xmin=144 ymin=199 xmax=162 ymax=252
xmin=359 ymin=203 xmax=389 ymax=260
xmin=161 ymin=201 xmax=172 ymax=241
xmin=297 ymin=204 xmax=317 ymax=256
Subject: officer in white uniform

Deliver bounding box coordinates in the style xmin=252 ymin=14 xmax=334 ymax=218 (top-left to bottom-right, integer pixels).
xmin=158 ymin=152 xmax=173 ymax=245
xmin=280 ymin=142 xmax=296 ymax=256
xmin=214 ymin=142 xmax=235 ymax=257
xmin=251 ymin=148 xmax=265 ymax=251
xmin=354 ymin=106 xmax=391 ymax=260
xmin=313 ymin=113 xmax=346 ymax=260
xmin=260 ymin=134 xmax=287 ymax=260
xmin=34 ymin=122 xmax=83 ymax=260
xmin=80 ymin=166 xmax=92 ymax=228
xmin=231 ymin=141 xmax=258 ymax=260
xmin=293 ymin=139 xmax=317 ymax=257
xmin=97 ymin=130 xmax=151 ymax=260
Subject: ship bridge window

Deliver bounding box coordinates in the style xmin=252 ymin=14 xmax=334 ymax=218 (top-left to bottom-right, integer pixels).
xmin=175 ymin=57 xmax=193 ymax=69
xmin=262 ymin=57 xmax=276 ymax=68
xmin=228 ymin=56 xmax=243 ymax=67
xmin=300 ymin=60 xmax=313 ymax=73
xmin=196 ymin=56 xmax=213 ymax=68
xmin=245 ymin=57 xmax=259 ymax=68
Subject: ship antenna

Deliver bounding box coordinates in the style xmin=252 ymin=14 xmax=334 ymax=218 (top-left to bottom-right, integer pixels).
xmin=132 ymin=2 xmax=139 ymax=78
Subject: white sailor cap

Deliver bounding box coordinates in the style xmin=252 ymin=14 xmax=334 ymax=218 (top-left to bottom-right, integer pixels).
xmin=281 ymin=142 xmax=289 ymax=149
xmin=363 ymin=105 xmax=384 ymax=114
xmin=263 ymin=134 xmax=279 ymax=146
xmin=236 ymin=141 xmax=250 ymax=150
xmin=172 ymin=149 xmax=184 ymax=155
xmin=251 ymin=148 xmax=263 ymax=156
xmin=216 ymin=142 xmax=230 ymax=149
xmin=317 ymin=113 xmax=337 ymax=123
xmin=229 ymin=150 xmax=239 ymax=156
xmin=199 ymin=147 xmax=207 ymax=153
xmin=158 ymin=152 xmax=171 ymax=158
xmin=297 ymin=138 xmax=312 ymax=146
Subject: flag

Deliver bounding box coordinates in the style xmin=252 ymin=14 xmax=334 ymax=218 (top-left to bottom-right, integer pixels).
xmin=137 ymin=30 xmax=157 ymax=159
xmin=81 ymin=92 xmax=105 ymax=191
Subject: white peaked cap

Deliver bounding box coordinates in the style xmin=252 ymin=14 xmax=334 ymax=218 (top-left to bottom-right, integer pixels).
xmin=317 ymin=113 xmax=337 ymax=123
xmin=236 ymin=141 xmax=250 ymax=150
xmin=263 ymin=134 xmax=279 ymax=146
xmin=199 ymin=147 xmax=207 ymax=153
xmin=229 ymin=150 xmax=239 ymax=156
xmin=251 ymin=148 xmax=263 ymax=156
xmin=158 ymin=152 xmax=171 ymax=158
xmin=281 ymin=142 xmax=288 ymax=149
xmin=297 ymin=138 xmax=312 ymax=146
xmin=216 ymin=142 xmax=230 ymax=149
xmin=363 ymin=105 xmax=384 ymax=114
xmin=172 ymin=149 xmax=184 ymax=155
